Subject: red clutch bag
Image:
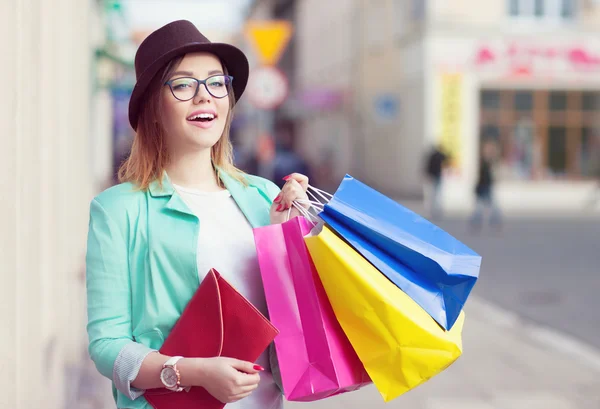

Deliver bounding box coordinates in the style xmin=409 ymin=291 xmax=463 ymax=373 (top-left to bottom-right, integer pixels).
xmin=144 ymin=268 xmax=279 ymax=409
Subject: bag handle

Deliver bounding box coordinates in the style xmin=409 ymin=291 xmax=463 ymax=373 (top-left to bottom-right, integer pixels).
xmin=281 ymin=183 xmax=332 ymax=224
xmin=288 ymin=201 xmax=321 ymax=225
xmin=307 ymin=185 xmax=333 ymax=205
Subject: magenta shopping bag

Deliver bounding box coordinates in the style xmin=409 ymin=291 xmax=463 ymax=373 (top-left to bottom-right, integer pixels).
xmin=253 ymin=216 xmax=371 ymax=402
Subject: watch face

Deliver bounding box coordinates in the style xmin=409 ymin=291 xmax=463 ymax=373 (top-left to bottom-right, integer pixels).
xmin=160 ymin=367 xmax=178 ymax=388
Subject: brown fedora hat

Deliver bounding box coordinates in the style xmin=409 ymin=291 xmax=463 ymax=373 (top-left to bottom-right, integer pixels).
xmin=128 ymin=20 xmax=249 ymax=130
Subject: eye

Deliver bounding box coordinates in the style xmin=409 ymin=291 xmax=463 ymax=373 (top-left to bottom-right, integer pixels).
xmin=207 ymin=76 xmax=228 ymax=87
xmin=171 ymin=79 xmax=195 ymax=90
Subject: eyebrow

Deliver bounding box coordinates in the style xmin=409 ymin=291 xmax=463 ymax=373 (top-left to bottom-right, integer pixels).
xmin=171 ymin=69 xmax=224 ymax=77
xmin=171 ymin=70 xmax=193 ymax=77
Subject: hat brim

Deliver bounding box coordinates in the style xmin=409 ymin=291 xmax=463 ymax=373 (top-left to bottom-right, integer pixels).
xmin=128 ymin=42 xmax=249 ymax=130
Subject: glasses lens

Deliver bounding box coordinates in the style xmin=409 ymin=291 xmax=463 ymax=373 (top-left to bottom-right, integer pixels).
xmin=205 ymin=75 xmax=231 ymax=98
xmin=170 ymin=78 xmax=198 ymax=101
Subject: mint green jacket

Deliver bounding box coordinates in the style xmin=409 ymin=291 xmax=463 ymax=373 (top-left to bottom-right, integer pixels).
xmin=85 ymin=172 xmax=280 ymax=409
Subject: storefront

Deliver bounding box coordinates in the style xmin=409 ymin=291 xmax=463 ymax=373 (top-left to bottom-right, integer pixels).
xmin=427 ymin=33 xmax=600 ymax=212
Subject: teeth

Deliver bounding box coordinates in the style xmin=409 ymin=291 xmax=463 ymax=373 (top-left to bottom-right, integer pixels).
xmin=188 ymin=113 xmax=215 ymax=120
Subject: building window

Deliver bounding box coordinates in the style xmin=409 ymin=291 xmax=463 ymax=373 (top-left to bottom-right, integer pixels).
xmin=411 ymin=0 xmax=426 ymax=20
xmin=508 ymin=0 xmax=575 ymax=20
xmin=534 ymin=0 xmax=545 ymax=16
xmin=509 ymin=0 xmax=521 ymax=16
xmin=549 ymin=91 xmax=567 ymax=111
xmin=514 ymin=91 xmax=533 ymax=111
xmin=561 ymin=0 xmax=575 ymax=18
xmin=582 ymin=92 xmax=600 ymax=111
xmin=482 ymin=90 xmax=500 ymax=109
xmin=479 ymin=89 xmax=600 ymax=180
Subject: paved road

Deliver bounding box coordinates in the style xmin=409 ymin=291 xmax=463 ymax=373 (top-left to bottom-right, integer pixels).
xmin=434 ymin=214 xmax=600 ymax=349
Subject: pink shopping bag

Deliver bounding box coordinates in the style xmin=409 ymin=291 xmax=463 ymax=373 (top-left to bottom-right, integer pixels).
xmin=253 ymin=216 xmax=371 ymax=402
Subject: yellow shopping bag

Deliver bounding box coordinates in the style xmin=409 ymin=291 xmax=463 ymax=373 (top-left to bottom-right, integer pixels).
xmin=305 ymin=226 xmax=464 ymax=402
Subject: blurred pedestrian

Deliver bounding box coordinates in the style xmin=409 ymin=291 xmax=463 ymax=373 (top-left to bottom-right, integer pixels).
xmin=584 ymin=141 xmax=600 ymax=210
xmin=469 ymin=139 xmax=502 ymax=231
xmin=424 ymin=144 xmax=448 ymax=220
xmin=85 ymin=20 xmax=309 ymax=409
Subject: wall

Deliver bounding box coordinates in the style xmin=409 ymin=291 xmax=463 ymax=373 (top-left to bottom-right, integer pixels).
xmin=295 ymin=0 xmax=357 ymax=190
xmin=0 ymin=1 xmax=97 ymax=407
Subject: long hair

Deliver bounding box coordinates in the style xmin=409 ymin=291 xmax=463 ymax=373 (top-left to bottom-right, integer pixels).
xmin=118 ymin=55 xmax=247 ymax=190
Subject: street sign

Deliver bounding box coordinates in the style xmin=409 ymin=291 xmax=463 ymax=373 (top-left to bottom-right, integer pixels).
xmin=244 ymin=20 xmax=293 ymax=66
xmin=247 ymin=66 xmax=289 ymax=110
xmin=374 ymin=93 xmax=399 ymax=122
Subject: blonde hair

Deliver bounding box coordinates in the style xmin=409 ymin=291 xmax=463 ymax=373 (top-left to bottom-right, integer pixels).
xmin=118 ymin=55 xmax=247 ymax=190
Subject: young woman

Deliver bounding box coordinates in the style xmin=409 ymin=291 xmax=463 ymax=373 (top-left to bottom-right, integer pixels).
xmin=85 ymin=20 xmax=309 ymax=409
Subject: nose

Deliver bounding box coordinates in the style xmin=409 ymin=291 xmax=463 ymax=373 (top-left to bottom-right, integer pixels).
xmin=193 ymin=82 xmax=212 ymax=104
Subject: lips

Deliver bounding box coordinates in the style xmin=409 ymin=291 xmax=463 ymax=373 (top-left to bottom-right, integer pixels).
xmin=186 ymin=109 xmax=218 ymax=129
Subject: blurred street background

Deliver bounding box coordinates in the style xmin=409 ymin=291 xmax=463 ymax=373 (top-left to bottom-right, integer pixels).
xmin=1 ymin=0 xmax=599 ymax=408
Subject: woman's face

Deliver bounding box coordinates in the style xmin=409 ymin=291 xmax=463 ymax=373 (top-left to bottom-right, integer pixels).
xmin=161 ymin=52 xmax=230 ymax=154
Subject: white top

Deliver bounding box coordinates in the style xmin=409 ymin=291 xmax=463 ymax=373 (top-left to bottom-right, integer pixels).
xmin=173 ymin=184 xmax=283 ymax=409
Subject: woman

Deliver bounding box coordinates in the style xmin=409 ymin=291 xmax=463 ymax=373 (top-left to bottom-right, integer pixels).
xmin=86 ymin=20 xmax=309 ymax=409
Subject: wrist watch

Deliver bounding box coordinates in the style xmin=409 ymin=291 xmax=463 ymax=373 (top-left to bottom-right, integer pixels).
xmin=160 ymin=356 xmax=188 ymax=392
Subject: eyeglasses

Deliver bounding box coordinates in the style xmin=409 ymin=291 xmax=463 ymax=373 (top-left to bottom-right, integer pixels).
xmin=164 ymin=75 xmax=234 ymax=101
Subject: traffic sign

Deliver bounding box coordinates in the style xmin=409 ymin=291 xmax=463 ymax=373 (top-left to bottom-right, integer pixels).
xmin=247 ymin=66 xmax=289 ymax=110
xmin=244 ymin=20 xmax=293 ymax=66
xmin=374 ymin=94 xmax=400 ymax=122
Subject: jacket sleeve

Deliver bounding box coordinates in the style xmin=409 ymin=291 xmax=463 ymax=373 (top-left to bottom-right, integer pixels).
xmin=85 ymin=198 xmax=137 ymax=380
xmin=113 ymin=341 xmax=156 ymax=399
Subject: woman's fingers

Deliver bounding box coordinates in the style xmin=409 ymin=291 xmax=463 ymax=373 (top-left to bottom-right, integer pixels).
xmin=278 ymin=180 xmax=308 ymax=211
xmin=283 ymin=173 xmax=309 ymax=190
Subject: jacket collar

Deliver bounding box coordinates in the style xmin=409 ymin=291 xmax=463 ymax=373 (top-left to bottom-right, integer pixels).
xmin=148 ymin=173 xmax=175 ymax=197
xmin=148 ymin=170 xmax=270 ymax=228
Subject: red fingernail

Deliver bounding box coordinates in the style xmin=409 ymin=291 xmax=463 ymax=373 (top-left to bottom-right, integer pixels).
xmin=253 ymin=365 xmax=264 ymax=371
xmin=276 ymin=204 xmax=283 ymax=211
xmin=283 ymin=175 xmax=291 ymax=181
xmin=274 ymin=194 xmax=281 ymax=203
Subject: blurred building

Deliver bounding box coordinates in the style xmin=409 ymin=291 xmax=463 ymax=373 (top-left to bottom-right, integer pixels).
xmin=417 ymin=0 xmax=600 ymax=212
xmin=1 ymin=1 xmax=117 ymax=408
xmin=244 ymin=0 xmax=600 ymax=211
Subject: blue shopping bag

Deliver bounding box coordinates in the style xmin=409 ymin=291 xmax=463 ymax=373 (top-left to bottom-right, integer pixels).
xmin=315 ymin=175 xmax=481 ymax=330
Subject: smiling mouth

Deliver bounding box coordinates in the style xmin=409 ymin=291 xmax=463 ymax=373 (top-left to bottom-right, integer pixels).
xmin=187 ymin=113 xmax=216 ymax=123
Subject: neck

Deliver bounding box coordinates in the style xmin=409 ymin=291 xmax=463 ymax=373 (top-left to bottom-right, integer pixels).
xmin=165 ymin=148 xmax=222 ymax=191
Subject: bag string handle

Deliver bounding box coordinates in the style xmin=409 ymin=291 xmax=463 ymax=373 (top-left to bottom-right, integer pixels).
xmin=286 ymin=201 xmax=321 ymax=225
xmin=307 ymin=185 xmax=333 ymax=205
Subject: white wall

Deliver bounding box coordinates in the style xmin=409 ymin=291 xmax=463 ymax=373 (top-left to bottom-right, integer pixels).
xmin=295 ymin=0 xmax=357 ymax=189
xmin=0 ymin=1 xmax=99 ymax=407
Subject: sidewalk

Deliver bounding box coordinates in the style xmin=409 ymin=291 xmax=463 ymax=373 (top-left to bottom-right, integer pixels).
xmin=287 ymin=296 xmax=600 ymax=409
xmin=396 ymin=198 xmax=600 ymax=219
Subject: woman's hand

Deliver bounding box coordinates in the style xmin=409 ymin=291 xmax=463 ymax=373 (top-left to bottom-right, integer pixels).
xmin=270 ymin=173 xmax=310 ymax=225
xmin=187 ymin=357 xmax=263 ymax=403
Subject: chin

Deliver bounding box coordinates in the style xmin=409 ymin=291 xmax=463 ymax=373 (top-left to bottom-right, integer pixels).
xmin=187 ymin=129 xmax=223 ymax=148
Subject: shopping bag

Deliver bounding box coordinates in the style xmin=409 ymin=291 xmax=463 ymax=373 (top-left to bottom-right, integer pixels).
xmin=314 ymin=174 xmax=481 ymax=330
xmin=304 ymin=225 xmax=464 ymax=402
xmin=253 ymin=216 xmax=371 ymax=402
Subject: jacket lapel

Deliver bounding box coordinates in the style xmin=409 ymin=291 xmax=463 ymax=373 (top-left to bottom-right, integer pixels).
xmin=149 ymin=174 xmax=197 ymax=218
xmin=220 ymin=171 xmax=271 ymax=228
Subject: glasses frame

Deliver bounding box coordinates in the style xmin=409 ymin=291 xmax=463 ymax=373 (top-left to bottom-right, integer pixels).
xmin=164 ymin=75 xmax=234 ymax=101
